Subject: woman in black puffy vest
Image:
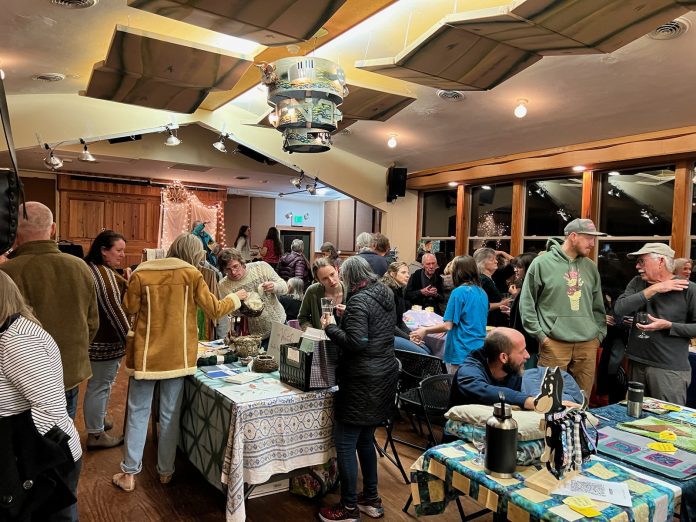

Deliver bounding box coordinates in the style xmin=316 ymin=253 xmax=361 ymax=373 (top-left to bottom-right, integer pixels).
xmin=318 ymin=256 xmax=398 ymax=522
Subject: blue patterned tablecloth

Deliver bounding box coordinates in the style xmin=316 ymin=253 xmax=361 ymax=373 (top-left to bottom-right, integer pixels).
xmin=592 ymin=403 xmax=696 ymax=521
xmin=179 ymin=370 xmax=335 ymax=522
xmin=411 ymin=440 xmax=678 ymax=521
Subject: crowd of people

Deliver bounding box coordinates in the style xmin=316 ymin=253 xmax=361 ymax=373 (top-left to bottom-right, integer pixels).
xmin=1 ymin=204 xmax=695 ymax=522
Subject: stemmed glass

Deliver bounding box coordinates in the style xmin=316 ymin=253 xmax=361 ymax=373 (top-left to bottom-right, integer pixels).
xmin=635 ymin=312 xmax=650 ymax=339
xmin=471 ymin=424 xmax=486 ymax=466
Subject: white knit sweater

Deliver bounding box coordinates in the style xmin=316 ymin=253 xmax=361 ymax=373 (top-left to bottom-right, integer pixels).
xmin=218 ymin=261 xmax=288 ymax=339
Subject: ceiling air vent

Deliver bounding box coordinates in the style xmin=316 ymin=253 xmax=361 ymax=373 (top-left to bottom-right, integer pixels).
xmin=436 ymin=90 xmax=466 ymax=102
xmin=648 ymin=17 xmax=690 ymax=40
xmin=50 ymin=0 xmax=99 ymax=8
xmin=32 ymin=73 xmax=66 ymax=82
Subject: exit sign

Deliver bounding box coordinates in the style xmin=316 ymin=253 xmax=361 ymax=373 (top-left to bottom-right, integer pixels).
xmin=292 ymin=215 xmax=304 ymax=226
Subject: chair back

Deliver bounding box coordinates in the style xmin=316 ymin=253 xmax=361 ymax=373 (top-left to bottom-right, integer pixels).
xmin=394 ymin=349 xmax=446 ymax=391
xmin=418 ymin=374 xmax=455 ymax=413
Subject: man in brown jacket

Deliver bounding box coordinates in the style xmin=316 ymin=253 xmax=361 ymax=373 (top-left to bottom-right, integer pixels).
xmin=1 ymin=201 xmax=99 ymax=419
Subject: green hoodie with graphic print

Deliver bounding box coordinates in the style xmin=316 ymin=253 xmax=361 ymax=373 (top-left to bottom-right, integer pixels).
xmin=519 ymin=237 xmax=606 ymax=344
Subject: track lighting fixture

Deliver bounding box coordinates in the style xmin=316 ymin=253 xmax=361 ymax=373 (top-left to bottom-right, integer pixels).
xmin=43 ymin=143 xmax=63 ymax=170
xmin=306 ymin=182 xmax=317 ymax=195
xmin=290 ymin=171 xmax=305 ymax=189
xmin=213 ymin=133 xmax=229 ymax=153
xmin=164 ymin=126 xmax=181 ymax=146
xmin=78 ymin=138 xmax=96 ymax=162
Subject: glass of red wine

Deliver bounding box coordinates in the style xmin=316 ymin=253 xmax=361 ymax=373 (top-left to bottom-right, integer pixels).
xmin=635 ymin=312 xmax=650 ymax=339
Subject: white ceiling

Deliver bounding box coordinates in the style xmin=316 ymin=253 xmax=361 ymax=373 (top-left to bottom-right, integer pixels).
xmin=1 ymin=0 xmax=696 ymax=192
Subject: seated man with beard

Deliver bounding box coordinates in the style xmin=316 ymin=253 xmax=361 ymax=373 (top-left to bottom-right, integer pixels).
xmin=449 ymin=328 xmax=582 ymax=409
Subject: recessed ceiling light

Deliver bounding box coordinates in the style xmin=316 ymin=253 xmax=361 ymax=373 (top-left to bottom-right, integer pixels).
xmin=235 ymin=176 xmax=250 ymax=180
xmin=572 ymin=165 xmax=586 ymax=172
xmin=608 ymin=171 xmax=620 ymax=176
xmin=481 ymin=185 xmax=492 ymax=190
xmin=387 ymin=134 xmax=398 ymax=148
xmin=32 ymin=72 xmax=65 ymax=82
xmin=258 ymin=180 xmax=268 ymax=184
xmin=448 ymin=182 xmax=458 ymax=187
xmin=514 ymin=99 xmax=528 ymax=118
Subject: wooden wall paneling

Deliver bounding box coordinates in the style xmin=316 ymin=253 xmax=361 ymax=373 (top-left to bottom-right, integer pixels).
xmin=249 ymin=197 xmax=276 ymax=248
xmin=671 ymin=160 xmax=693 ymax=257
xmin=373 ymin=208 xmax=382 ymax=234
xmin=510 ymin=180 xmax=525 ymax=256
xmin=20 ymin=175 xmax=57 ymax=216
xmin=337 ymin=199 xmax=355 ymax=252
xmin=224 ymin=196 xmax=250 ymax=247
xmin=324 ymin=200 xmax=339 ymax=246
xmin=454 ymin=185 xmax=468 ymax=256
xmin=354 ymin=201 xmax=373 ymax=238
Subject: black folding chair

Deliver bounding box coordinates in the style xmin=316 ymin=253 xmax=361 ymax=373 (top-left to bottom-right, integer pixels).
xmin=417 ymin=374 xmax=455 ymax=447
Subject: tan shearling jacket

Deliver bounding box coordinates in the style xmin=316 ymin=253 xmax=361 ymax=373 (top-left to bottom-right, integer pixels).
xmin=123 ymin=258 xmax=240 ymax=380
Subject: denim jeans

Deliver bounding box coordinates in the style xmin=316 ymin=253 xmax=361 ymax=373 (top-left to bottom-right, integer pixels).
xmin=65 ymin=387 xmax=79 ymax=420
xmin=394 ymin=335 xmax=430 ymax=355
xmin=334 ymin=421 xmax=378 ymax=507
xmin=48 ymin=458 xmax=81 ymax=522
xmin=83 ymin=358 xmax=121 ymax=433
xmin=121 ymin=377 xmax=184 ymax=476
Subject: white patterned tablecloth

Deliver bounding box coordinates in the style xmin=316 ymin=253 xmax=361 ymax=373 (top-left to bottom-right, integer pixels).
xmin=180 ymin=370 xmax=335 ymax=522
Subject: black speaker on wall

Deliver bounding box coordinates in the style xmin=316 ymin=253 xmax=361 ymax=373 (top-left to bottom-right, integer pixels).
xmin=387 ymin=166 xmax=407 ymax=202
xmin=479 ymin=186 xmax=495 ymax=205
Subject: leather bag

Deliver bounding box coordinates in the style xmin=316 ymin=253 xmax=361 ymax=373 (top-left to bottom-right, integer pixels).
xmin=0 ymin=72 xmax=26 ymax=255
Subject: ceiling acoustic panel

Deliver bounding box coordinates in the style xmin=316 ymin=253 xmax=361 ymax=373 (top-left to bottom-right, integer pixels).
xmin=128 ymin=0 xmax=347 ymax=46
xmin=83 ymin=26 xmax=253 ymax=113
xmin=355 ymin=0 xmax=696 ymax=90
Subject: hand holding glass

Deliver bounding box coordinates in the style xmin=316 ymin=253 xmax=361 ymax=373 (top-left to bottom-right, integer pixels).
xmin=636 ymin=312 xmax=650 ymax=339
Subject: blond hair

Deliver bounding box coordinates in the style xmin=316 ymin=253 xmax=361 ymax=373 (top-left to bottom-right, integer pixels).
xmin=0 ymin=271 xmax=41 ymax=326
xmin=167 ymin=233 xmax=205 ymax=266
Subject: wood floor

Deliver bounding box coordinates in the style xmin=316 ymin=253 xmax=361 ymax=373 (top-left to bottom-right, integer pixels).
xmin=73 ymin=366 xmax=493 ymax=521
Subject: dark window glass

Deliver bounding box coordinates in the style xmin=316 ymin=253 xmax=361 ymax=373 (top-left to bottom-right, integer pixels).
xmin=523 ymin=239 xmax=551 ymax=254
xmin=597 ymin=240 xmax=670 ymax=301
xmin=469 ymin=183 xmax=513 ymax=237
xmin=416 ymin=239 xmax=456 ymax=266
xmin=421 ymin=190 xmax=457 ymax=237
xmin=525 ymin=177 xmax=582 ymax=236
xmin=469 ymin=239 xmax=510 ymax=255
xmin=598 ymin=166 xmax=674 ymax=237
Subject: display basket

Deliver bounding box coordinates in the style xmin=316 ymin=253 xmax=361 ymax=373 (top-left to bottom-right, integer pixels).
xmin=279 ymin=343 xmax=313 ymax=391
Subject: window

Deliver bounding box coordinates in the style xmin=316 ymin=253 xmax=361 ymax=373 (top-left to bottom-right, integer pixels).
xmin=421 ymin=190 xmax=457 ymax=238
xmin=469 ymin=183 xmax=512 ymax=254
xmin=597 ymin=165 xmax=675 ymax=299
xmin=522 ymin=176 xmax=582 ymax=254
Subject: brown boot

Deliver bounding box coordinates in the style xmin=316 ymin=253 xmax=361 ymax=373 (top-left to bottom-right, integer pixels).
xmin=112 ymin=472 xmax=135 ymax=492
xmin=87 ymin=432 xmax=123 ymax=450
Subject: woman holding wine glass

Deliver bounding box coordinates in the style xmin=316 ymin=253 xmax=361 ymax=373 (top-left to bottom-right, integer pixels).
xmin=298 ymin=257 xmax=346 ymax=330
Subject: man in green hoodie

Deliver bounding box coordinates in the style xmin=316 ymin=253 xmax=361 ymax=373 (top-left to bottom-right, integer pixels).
xmin=519 ymin=218 xmax=607 ymax=399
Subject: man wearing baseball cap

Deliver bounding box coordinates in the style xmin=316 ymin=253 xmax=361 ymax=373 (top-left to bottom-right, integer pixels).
xmin=614 ymin=243 xmax=696 ymax=405
xmin=519 ymin=218 xmax=607 ymax=399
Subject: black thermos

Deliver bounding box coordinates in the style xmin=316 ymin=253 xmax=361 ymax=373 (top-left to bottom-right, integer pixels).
xmin=485 ymin=392 xmax=518 ymax=478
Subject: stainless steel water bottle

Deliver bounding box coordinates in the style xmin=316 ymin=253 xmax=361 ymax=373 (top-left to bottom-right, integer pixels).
xmin=485 ymin=392 xmax=518 ymax=478
xmin=627 ymin=381 xmax=644 ymax=418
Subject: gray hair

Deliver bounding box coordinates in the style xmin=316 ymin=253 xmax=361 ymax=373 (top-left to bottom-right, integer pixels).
xmin=649 ymin=253 xmax=675 ymax=273
xmin=18 ymin=202 xmax=53 ymax=241
xmin=473 ymin=247 xmax=496 ymax=273
xmin=340 ymin=256 xmax=378 ymax=290
xmin=291 ymin=239 xmax=304 ymax=253
xmin=167 ymin=233 xmax=205 ymax=267
xmin=287 ymin=277 xmax=305 ymax=300
xmin=355 ymin=232 xmax=373 ymax=252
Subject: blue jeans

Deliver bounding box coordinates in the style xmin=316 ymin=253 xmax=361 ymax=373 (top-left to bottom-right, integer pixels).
xmin=121 ymin=377 xmax=184 ymax=476
xmin=394 ymin=336 xmax=430 ymax=355
xmin=334 ymin=421 xmax=378 ymax=507
xmin=65 ymin=387 xmax=79 ymax=420
xmin=83 ymin=358 xmax=121 ymax=433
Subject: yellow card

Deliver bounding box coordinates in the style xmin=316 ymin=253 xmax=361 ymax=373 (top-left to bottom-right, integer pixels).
xmin=625 ymin=479 xmax=653 ymax=495
xmin=658 ymin=430 xmax=677 ymax=441
xmin=564 ymin=496 xmax=602 ymax=517
xmin=647 ymin=442 xmax=677 ymax=453
xmin=661 ymin=404 xmax=681 ymax=412
xmin=586 ymin=463 xmax=618 ymax=480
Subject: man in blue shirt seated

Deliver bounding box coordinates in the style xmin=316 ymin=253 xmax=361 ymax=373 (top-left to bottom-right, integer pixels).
xmin=449 ymin=327 xmax=583 ymax=410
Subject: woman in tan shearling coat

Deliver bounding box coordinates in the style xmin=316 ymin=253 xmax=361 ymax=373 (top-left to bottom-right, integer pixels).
xmin=113 ymin=233 xmax=247 ymax=492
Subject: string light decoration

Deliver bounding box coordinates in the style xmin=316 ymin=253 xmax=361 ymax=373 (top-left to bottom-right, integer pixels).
xmin=475 ymin=211 xmax=509 ymax=250
xmin=160 ymin=180 xmax=226 ymax=250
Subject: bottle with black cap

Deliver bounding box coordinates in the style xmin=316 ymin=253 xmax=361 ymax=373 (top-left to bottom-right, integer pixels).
xmin=627 ymin=381 xmax=644 ymax=418
xmin=485 ymin=391 xmax=518 ymax=478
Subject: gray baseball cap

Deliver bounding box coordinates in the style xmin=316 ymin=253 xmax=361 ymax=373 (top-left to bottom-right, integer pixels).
xmin=627 ymin=243 xmax=675 ymax=259
xmin=563 ymin=218 xmax=606 ymax=236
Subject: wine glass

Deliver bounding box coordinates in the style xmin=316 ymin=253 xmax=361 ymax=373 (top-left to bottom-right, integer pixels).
xmin=471 ymin=424 xmax=486 ymax=465
xmin=635 ymin=312 xmax=650 ymax=339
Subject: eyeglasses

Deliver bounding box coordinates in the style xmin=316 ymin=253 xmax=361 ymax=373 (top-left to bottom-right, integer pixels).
xmin=224 ymin=263 xmax=244 ymax=273
xmin=636 ymin=256 xmax=659 ymax=266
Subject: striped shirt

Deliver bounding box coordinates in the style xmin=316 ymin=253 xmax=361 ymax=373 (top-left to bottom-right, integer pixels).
xmin=0 ymin=316 xmax=82 ymax=462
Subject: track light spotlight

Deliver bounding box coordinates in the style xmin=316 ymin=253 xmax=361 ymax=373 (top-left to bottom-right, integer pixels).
xmin=43 ymin=143 xmax=63 ymax=170
xmin=290 ymin=171 xmax=304 ymax=189
xmin=164 ymin=127 xmax=181 ymax=146
xmin=213 ymin=133 xmax=228 ymax=153
xmin=306 ymin=183 xmax=317 ymax=195
xmin=78 ymin=138 xmax=96 ymax=162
